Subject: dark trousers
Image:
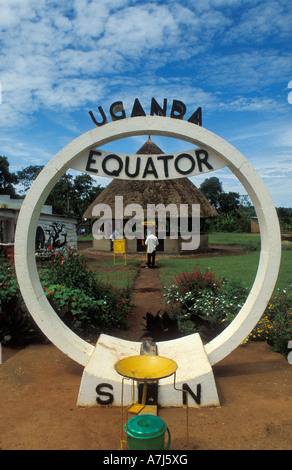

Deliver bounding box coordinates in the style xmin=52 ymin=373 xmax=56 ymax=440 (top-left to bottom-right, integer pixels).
xmin=147 ymin=251 xmax=156 ymax=268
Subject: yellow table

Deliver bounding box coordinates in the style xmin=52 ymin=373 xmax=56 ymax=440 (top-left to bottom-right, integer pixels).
xmin=114 ymin=355 xmax=179 ymax=449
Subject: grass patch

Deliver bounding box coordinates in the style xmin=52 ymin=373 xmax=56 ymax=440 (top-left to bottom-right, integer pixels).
xmin=208 ymin=232 xmax=261 ymax=250
xmin=92 ymin=259 xmax=141 ymax=289
xmin=158 ymin=248 xmax=291 ymax=294
xmin=77 ymin=234 xmax=93 ymax=242
xmin=96 ymin=270 xmax=138 ymax=289
xmin=159 ymin=254 xmax=259 ymax=291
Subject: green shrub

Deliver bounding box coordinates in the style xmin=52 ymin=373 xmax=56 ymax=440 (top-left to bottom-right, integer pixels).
xmin=43 ymin=283 xmax=129 ymax=332
xmin=0 ymin=262 xmax=47 ymax=345
xmin=224 ymin=287 xmax=292 ymax=356
xmin=40 ymin=248 xmax=131 ymax=332
xmin=208 ymin=212 xmax=251 ymax=233
xmin=0 ymin=263 xmax=19 ymax=303
xmin=163 ymin=268 xmax=248 ymax=338
xmin=164 ymin=267 xmax=292 ymax=358
xmin=40 ymin=248 xmax=98 ymax=295
xmin=0 ymin=250 xmax=132 ymax=345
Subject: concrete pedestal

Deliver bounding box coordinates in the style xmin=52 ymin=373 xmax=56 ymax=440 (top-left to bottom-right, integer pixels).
xmin=77 ymin=333 xmax=220 ymax=408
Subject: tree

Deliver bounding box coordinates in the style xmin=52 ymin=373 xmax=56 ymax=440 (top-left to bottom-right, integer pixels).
xmin=0 ymin=156 xmax=19 ymax=197
xmin=71 ymin=174 xmax=104 ymax=221
xmin=46 ymin=173 xmax=75 ymax=216
xmin=200 ymin=176 xmax=256 ymax=232
xmin=218 ymin=192 xmax=240 ymax=214
xmin=200 ymin=177 xmax=223 ymax=210
xmin=16 ymin=165 xmax=44 ymax=194
xmin=277 ymin=207 xmax=292 ymax=231
xmin=16 ymin=162 xmax=104 ymax=219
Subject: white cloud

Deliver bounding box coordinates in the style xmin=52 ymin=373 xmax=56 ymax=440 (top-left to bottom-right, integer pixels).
xmin=0 ymin=133 xmax=52 ymax=169
xmin=0 ymin=0 xmax=39 ymax=27
xmin=0 ymin=0 xmax=290 ymax=129
xmin=224 ymin=0 xmax=292 ymax=45
xmin=0 ymin=0 xmax=291 ymax=207
xmin=275 ymin=127 xmax=292 ymax=147
xmin=0 ymin=2 xmax=196 ymax=125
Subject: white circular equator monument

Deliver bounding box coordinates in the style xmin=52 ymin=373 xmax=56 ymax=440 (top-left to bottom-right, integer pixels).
xmin=14 ymin=116 xmax=281 ymax=376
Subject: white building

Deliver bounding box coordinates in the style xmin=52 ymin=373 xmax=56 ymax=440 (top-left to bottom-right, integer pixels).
xmin=0 ymin=195 xmax=77 ymax=257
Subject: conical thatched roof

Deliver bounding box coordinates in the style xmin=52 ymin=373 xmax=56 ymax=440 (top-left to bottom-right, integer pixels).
xmin=83 ymin=137 xmax=218 ymax=219
xmin=135 ymin=136 xmax=164 ymax=155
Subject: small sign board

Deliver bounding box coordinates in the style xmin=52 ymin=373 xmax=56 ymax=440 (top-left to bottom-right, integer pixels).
xmin=113 ymin=239 xmax=126 ymax=265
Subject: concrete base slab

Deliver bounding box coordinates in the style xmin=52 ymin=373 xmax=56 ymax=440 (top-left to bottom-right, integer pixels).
xmin=77 ymin=334 xmax=141 ymax=407
xmin=77 ymin=333 xmax=220 ymax=408
xmin=157 ymin=334 xmax=220 ymax=407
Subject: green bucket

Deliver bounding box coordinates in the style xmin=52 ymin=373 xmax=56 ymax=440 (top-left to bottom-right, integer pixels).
xmin=125 ymin=415 xmax=171 ymax=451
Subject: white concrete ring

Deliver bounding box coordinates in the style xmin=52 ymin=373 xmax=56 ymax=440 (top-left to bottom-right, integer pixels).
xmin=14 ymin=117 xmax=281 ymax=366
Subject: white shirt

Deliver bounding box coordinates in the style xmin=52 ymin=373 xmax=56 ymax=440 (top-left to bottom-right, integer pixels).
xmin=110 ymin=230 xmax=119 ymax=240
xmin=145 ymin=234 xmax=159 ymax=253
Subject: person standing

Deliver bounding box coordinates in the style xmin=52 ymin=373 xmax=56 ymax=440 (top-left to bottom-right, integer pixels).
xmin=145 ymin=229 xmax=159 ymax=268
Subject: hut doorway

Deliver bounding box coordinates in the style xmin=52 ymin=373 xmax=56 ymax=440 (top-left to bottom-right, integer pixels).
xmin=136 ymin=221 xmax=164 ymax=252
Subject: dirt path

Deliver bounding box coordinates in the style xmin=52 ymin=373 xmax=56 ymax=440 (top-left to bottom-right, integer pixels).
xmin=1 ymin=341 xmax=292 ymax=450
xmin=110 ymin=263 xmax=166 ymax=342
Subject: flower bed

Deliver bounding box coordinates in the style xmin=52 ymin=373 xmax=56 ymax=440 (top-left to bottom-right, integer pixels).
xmin=164 ymin=267 xmax=292 ymax=357
xmin=0 ymin=249 xmax=132 ymax=346
xmin=224 ymin=287 xmax=292 ymax=356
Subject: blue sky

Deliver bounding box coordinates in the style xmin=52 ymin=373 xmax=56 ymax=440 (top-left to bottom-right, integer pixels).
xmin=0 ymin=0 xmax=291 ymax=207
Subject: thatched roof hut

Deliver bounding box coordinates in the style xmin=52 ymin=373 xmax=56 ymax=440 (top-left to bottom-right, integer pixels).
xmin=83 ymin=137 xmax=218 ymax=220
xmin=84 ymin=137 xmax=217 ymax=252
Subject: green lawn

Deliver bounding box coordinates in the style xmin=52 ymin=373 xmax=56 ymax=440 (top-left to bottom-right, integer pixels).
xmin=208 ymin=232 xmax=261 ymax=250
xmin=158 ymin=247 xmax=291 ymax=293
xmin=77 ymin=234 xmax=93 ymax=242
xmin=84 ymin=232 xmax=291 ymax=293
xmin=92 ymin=259 xmax=141 ymax=289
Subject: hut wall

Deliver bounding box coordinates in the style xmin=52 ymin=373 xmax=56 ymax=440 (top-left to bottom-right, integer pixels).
xmin=126 ymin=238 xmax=137 ymax=252
xmin=178 ymin=234 xmax=209 ymax=252
xmin=92 ymin=238 xmax=137 ymax=252
xmin=93 ymin=237 xmax=111 ymax=251
xmin=164 ymin=237 xmax=180 ymax=253
xmin=251 ymin=217 xmax=260 ymax=233
xmin=92 ymin=234 xmax=209 ymax=253
xmin=197 ymin=234 xmax=209 ymax=251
